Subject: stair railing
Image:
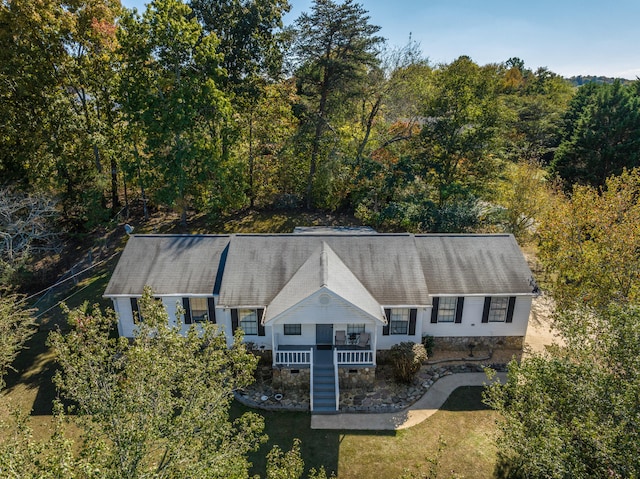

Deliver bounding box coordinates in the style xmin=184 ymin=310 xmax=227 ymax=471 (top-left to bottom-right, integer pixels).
xmin=333 ymin=347 xmax=339 ymax=411
xmin=309 ymin=347 xmax=314 ymax=412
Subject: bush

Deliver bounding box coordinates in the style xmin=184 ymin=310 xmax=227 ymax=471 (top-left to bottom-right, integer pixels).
xmin=389 ymin=342 xmax=428 ymax=384
xmin=421 ymin=335 xmax=435 ymax=357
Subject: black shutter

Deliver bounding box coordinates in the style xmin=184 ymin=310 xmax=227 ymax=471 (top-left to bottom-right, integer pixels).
xmin=454 ymin=297 xmax=464 ymax=324
xmin=182 ymin=298 xmax=192 ymax=324
xmin=130 ymin=298 xmax=140 ymax=323
xmin=408 ymin=309 xmax=417 ymax=335
xmin=482 ymin=297 xmax=491 ymax=323
xmin=207 ymin=297 xmax=216 ymax=323
xmin=257 ymin=308 xmax=265 ymax=336
xmin=430 ymin=297 xmax=439 ymax=323
xmin=231 ymin=309 xmax=239 ymax=331
xmin=506 ymin=297 xmax=516 ymax=323
xmin=383 ymin=308 xmax=391 ymax=335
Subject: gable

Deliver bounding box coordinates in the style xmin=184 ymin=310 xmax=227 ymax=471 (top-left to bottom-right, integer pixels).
xmin=264 ymin=242 xmax=386 ymax=324
xmin=267 ymin=288 xmax=386 ymax=325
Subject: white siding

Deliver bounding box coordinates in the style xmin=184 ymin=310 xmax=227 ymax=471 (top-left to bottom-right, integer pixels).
xmin=421 ymin=296 xmax=532 ymax=337
xmin=375 ymin=308 xmax=426 ymax=349
xmin=113 ymin=297 xmax=134 ymax=337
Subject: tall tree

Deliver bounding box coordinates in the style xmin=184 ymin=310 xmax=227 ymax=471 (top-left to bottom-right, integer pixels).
xmin=415 ymin=56 xmax=502 ymax=206
xmin=0 ymin=295 xmax=34 ymax=390
xmin=48 ymin=289 xmax=265 ymax=478
xmin=538 ymin=168 xmax=640 ymax=309
xmin=0 ymin=0 xmax=71 ymax=186
xmin=552 ymin=81 xmax=640 ymax=188
xmin=118 ymin=0 xmax=237 ymax=224
xmin=485 ymin=303 xmax=640 ymax=479
xmin=188 ymin=0 xmax=290 ymax=94
xmin=500 ymin=61 xmax=573 ymax=164
xmin=293 ymin=0 xmax=384 ymax=208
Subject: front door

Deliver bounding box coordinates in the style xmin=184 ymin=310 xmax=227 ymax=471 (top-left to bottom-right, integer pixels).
xmin=316 ymin=324 xmax=333 ymax=347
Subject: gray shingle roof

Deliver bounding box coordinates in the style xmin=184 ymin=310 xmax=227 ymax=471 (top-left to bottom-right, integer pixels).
xmin=414 ymin=234 xmax=534 ymax=295
xmin=104 ymin=233 xmax=535 ymax=303
xmin=217 ymin=234 xmax=430 ymax=307
xmin=104 ymin=235 xmax=230 ymax=296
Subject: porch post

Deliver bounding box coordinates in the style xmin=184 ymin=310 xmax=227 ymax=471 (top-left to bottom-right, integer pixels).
xmin=372 ymin=326 xmax=377 ymax=366
xmin=271 ymin=326 xmax=276 ymax=367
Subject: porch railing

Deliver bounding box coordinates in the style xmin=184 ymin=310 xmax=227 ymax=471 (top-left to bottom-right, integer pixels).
xmin=274 ymin=349 xmax=312 ymax=366
xmin=336 ymin=349 xmax=374 ymax=365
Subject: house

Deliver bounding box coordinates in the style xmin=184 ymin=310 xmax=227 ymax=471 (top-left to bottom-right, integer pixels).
xmin=104 ymin=231 xmax=536 ymax=412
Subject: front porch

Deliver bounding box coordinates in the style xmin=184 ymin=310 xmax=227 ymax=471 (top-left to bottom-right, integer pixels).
xmin=272 ymin=344 xmax=375 ymax=413
xmin=273 ymin=344 xmax=375 ymax=368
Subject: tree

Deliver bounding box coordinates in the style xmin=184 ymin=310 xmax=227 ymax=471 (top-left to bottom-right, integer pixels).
xmin=188 ymin=0 xmax=290 ymax=94
xmin=293 ymin=0 xmax=384 ymax=208
xmin=0 ymin=295 xmax=34 ymax=390
xmin=118 ymin=0 xmax=238 ymax=225
xmin=235 ymin=81 xmax=303 ymax=208
xmin=0 ymin=188 xmax=61 ymax=284
xmin=485 ymin=303 xmax=640 ymax=478
xmin=415 ymin=56 xmax=502 ymax=207
xmin=538 ymin=168 xmax=640 ymax=309
xmin=552 ymin=81 xmax=640 ymax=188
xmin=0 ymin=0 xmax=124 ymax=227
xmin=500 ymin=62 xmax=573 ymax=164
xmin=492 ymin=160 xmax=552 ymax=241
xmin=48 ymin=288 xmax=266 ymax=478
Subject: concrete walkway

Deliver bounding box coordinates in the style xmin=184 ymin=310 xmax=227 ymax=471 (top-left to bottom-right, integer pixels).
xmin=310 ymin=372 xmax=507 ymax=430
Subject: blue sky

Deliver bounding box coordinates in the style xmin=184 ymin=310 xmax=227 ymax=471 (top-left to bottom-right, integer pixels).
xmin=120 ymin=0 xmax=640 ymax=79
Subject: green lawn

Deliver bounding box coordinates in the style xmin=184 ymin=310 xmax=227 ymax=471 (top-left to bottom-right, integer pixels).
xmin=237 ymin=386 xmax=499 ymax=478
xmin=3 ymin=328 xmax=500 ymax=479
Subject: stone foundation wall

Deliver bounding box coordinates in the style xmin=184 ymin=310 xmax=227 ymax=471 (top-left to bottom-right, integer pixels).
xmin=338 ymin=366 xmax=375 ymax=390
xmin=432 ymin=336 xmax=524 ymax=351
xmin=272 ymin=367 xmax=310 ymax=391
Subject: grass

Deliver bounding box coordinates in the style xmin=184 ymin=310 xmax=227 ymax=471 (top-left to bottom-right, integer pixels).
xmin=236 ymin=386 xmax=499 ymax=478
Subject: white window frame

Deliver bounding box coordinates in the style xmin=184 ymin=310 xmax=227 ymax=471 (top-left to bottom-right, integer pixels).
xmin=390 ymin=308 xmax=409 ymax=334
xmin=489 ymin=297 xmax=509 ymax=322
xmin=239 ymin=309 xmax=258 ymax=335
xmin=437 ymin=297 xmax=457 ymax=323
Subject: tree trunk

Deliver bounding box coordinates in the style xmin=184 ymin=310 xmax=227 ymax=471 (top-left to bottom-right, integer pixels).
xmin=111 ymin=156 xmax=120 ymax=216
xmin=306 ymin=69 xmax=330 ymax=210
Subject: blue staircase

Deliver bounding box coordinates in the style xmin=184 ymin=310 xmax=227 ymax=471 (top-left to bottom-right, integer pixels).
xmin=312 ymin=348 xmax=337 ymax=413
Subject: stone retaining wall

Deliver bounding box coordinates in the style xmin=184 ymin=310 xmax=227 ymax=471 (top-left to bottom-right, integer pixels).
xmin=432 ymin=336 xmax=524 ymax=351
xmin=272 ymin=367 xmax=310 ymax=391
xmin=338 ymin=366 xmax=375 ymax=390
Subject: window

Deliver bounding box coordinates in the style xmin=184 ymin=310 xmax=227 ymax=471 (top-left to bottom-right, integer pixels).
xmin=189 ymin=298 xmax=209 ymax=322
xmin=131 ymin=298 xmax=141 ymax=323
xmin=390 ymin=308 xmax=409 ymax=334
xmin=488 ymin=297 xmax=509 ymax=322
xmin=132 ymin=297 xmax=164 ymax=323
xmin=284 ymin=324 xmax=301 ymax=335
xmin=347 ymin=323 xmax=365 ymax=335
xmin=437 ymin=297 xmax=457 ymax=322
xmin=239 ymin=309 xmax=258 ymax=335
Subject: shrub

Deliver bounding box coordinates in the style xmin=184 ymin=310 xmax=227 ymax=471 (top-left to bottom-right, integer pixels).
xmin=422 ymin=335 xmax=435 ymax=357
xmin=389 ymin=342 xmax=428 ymax=384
